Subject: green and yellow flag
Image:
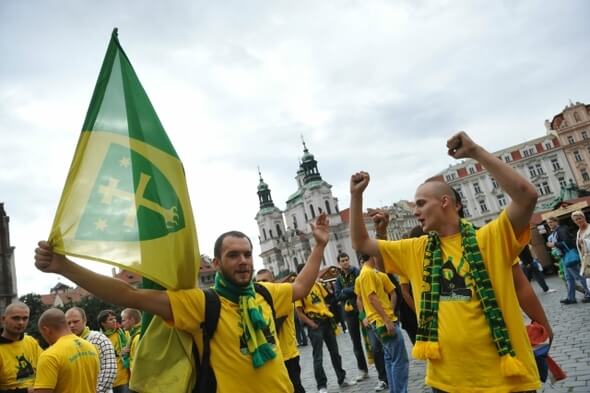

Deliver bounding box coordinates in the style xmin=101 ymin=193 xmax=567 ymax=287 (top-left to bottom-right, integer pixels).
xmin=49 ymin=29 xmax=198 ymax=392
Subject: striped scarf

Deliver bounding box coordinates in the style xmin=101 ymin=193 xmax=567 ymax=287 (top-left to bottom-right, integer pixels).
xmin=213 ymin=272 xmax=276 ymax=368
xmin=413 ymin=219 xmax=527 ymax=376
xmin=102 ymin=327 xmax=130 ymax=369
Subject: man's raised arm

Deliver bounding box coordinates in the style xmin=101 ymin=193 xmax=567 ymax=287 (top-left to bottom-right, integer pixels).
xmin=34 ymin=241 xmax=172 ymax=320
xmin=292 ymin=213 xmax=329 ymax=301
xmin=447 ymin=132 xmax=538 ymax=236
xmin=350 ymin=172 xmax=380 ymax=257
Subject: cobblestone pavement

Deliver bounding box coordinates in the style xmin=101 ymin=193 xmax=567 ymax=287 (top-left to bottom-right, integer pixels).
xmin=297 ymin=276 xmax=590 ymax=392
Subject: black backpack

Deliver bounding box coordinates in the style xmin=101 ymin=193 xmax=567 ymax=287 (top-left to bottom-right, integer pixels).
xmin=193 ymin=283 xmax=286 ymax=393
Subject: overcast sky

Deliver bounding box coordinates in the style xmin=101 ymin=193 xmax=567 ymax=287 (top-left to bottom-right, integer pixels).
xmin=2 ymin=1 xmax=589 ymax=296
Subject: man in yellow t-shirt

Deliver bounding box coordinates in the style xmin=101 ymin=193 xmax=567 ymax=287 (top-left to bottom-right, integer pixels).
xmin=35 ymin=213 xmax=332 ymax=393
xmin=255 ymin=269 xmax=304 ymax=393
xmin=34 ymin=308 xmax=98 ymax=393
xmin=0 ymin=302 xmax=43 ymax=392
xmin=350 ymin=132 xmax=541 ymax=392
xmin=98 ymin=310 xmax=129 ymax=393
xmin=355 ymin=254 xmax=409 ymax=393
xmin=295 ymin=264 xmax=356 ymax=393
xmin=120 ymin=308 xmax=142 ymax=373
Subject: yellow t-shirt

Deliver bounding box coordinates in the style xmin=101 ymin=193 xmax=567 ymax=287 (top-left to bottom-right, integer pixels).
xmin=354 ymin=265 xmax=396 ymax=324
xmin=294 ymin=282 xmax=333 ymax=318
xmin=129 ymin=332 xmax=140 ymax=372
xmin=34 ymin=334 xmax=99 ymax=393
xmin=167 ymin=282 xmax=294 ymax=393
xmin=0 ymin=334 xmax=43 ymax=390
xmin=106 ymin=329 xmax=130 ymax=387
xmin=378 ymin=210 xmax=540 ymax=392
xmin=277 ymin=305 xmax=299 ymax=361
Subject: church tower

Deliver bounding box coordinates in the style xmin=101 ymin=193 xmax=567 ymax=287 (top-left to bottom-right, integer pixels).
xmin=0 ymin=203 xmax=18 ymax=311
xmin=254 ymin=170 xmax=287 ymax=274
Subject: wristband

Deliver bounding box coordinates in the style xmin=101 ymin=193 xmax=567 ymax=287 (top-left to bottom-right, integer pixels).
xmin=358 ymin=311 xmax=366 ymax=321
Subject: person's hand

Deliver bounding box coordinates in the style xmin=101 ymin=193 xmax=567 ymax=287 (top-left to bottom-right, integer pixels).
xmin=35 ymin=241 xmax=68 ymax=274
xmin=385 ymin=320 xmax=396 ymax=336
xmin=362 ymin=318 xmax=369 ymax=328
xmin=308 ymin=321 xmax=319 ymax=330
xmin=368 ymin=208 xmax=389 ymax=237
xmin=447 ymin=131 xmax=480 ymax=159
xmin=121 ymin=346 xmax=131 ymax=356
xmin=350 ymin=171 xmax=370 ymax=195
xmin=311 ymin=213 xmax=329 ymax=246
xmin=546 ymin=241 xmax=555 ymax=248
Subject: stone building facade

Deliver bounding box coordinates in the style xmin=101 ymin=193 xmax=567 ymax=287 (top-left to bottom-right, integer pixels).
xmin=0 ymin=203 xmax=17 ymax=311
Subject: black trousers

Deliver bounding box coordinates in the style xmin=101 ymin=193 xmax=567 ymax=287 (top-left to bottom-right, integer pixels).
xmin=285 ymin=355 xmax=306 ymax=393
xmin=344 ymin=311 xmax=368 ymax=372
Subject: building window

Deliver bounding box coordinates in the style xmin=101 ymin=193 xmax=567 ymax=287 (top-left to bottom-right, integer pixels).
xmin=269 ymin=229 xmax=274 ymax=238
xmin=309 ymin=204 xmax=316 ymax=219
xmin=551 ymin=158 xmax=561 ymax=171
xmin=304 ymin=213 xmax=308 ymax=222
xmin=583 ymin=131 xmax=588 ymax=140
xmin=292 ymin=215 xmax=298 ymax=229
xmin=490 ymin=177 xmax=498 ymax=189
xmin=473 ymin=182 xmax=482 ymax=194
xmin=468 ymin=167 xmax=475 ymax=175
xmin=497 ymin=194 xmax=507 ymax=207
xmin=574 ymin=150 xmax=582 ymax=161
xmin=325 ymin=200 xmax=332 ymax=215
xmin=582 ymin=169 xmax=590 ymax=182
xmin=574 ymin=112 xmax=581 ymax=122
xmin=558 ymin=177 xmax=567 ymax=188
xmin=504 ymin=155 xmax=512 ymax=163
xmin=263 ymin=228 xmax=267 ymax=240
xmin=463 ymin=206 xmax=471 ymax=217
xmin=535 ymin=163 xmax=544 ymax=175
xmin=455 ymin=187 xmax=464 ymax=199
xmin=536 ymin=182 xmax=551 ymax=195
xmin=528 ymin=165 xmax=536 ymax=177
xmin=479 ymin=200 xmax=489 ymax=213
xmin=568 ymin=135 xmax=575 ymax=144
xmin=276 ymin=224 xmax=282 ymax=238
xmin=545 ymin=142 xmax=552 ymax=150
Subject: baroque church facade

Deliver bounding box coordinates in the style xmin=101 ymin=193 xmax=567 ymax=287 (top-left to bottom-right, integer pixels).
xmin=255 ymin=143 xmax=358 ymax=276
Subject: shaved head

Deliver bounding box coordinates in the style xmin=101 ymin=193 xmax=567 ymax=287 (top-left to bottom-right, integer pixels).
xmin=419 ymin=180 xmax=457 ymax=202
xmin=38 ymin=308 xmax=67 ymax=330
xmin=3 ymin=302 xmax=29 ymax=315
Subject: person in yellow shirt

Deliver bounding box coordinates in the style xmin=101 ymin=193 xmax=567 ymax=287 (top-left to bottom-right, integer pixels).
xmin=350 ymin=131 xmax=541 ymax=393
xmin=98 ymin=310 xmax=129 ymax=393
xmin=34 ymin=213 xmax=332 ymax=393
xmin=120 ymin=308 xmax=141 ymax=373
xmin=355 ymin=254 xmax=409 ymax=393
xmin=0 ymin=302 xmax=43 ymax=392
xmin=295 ymin=264 xmax=356 ymax=393
xmin=34 ymin=308 xmax=98 ymax=393
xmin=255 ymin=269 xmax=304 ymax=393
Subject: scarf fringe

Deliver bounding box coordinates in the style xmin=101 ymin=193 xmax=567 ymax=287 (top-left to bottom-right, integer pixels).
xmin=500 ymin=354 xmax=527 ymax=377
xmin=412 ymin=341 xmax=441 ymax=360
xmin=251 ymin=342 xmax=277 ymax=368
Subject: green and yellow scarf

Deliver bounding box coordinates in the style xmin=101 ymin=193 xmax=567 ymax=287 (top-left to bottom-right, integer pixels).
xmin=213 ymin=272 xmax=276 ymax=368
xmin=102 ymin=326 xmax=130 ymax=369
xmin=413 ymin=219 xmax=527 ymax=377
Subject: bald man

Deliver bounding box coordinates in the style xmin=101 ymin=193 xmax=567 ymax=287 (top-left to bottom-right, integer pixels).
xmin=65 ymin=307 xmax=116 ymax=393
xmin=34 ymin=308 xmax=99 ymax=393
xmin=0 ymin=302 xmax=42 ymax=393
xmin=351 ymin=132 xmax=541 ymax=392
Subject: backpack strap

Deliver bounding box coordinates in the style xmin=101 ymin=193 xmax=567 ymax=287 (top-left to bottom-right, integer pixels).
xmin=254 ymin=283 xmax=286 ymax=332
xmin=387 ymin=274 xmax=402 ymax=318
xmin=193 ymin=288 xmax=221 ymax=393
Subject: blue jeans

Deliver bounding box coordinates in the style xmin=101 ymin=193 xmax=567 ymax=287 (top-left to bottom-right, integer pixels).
xmin=367 ymin=323 xmax=387 ymax=383
xmin=376 ymin=324 xmax=409 ymax=393
xmin=564 ymin=263 xmax=590 ymax=301
xmin=308 ymin=319 xmax=346 ymax=389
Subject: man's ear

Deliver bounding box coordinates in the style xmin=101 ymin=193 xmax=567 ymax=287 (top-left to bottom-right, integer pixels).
xmin=212 ymin=258 xmax=221 ymax=271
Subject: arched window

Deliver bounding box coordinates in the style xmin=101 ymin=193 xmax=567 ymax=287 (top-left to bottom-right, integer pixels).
xmin=325 ymin=200 xmax=332 ymax=215
xmin=276 ymin=224 xmax=283 ymax=237
xmin=269 ymin=229 xmax=274 ymax=238
xmin=263 ymin=228 xmax=267 ymax=240
xmin=309 ymin=204 xmax=316 ymax=219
